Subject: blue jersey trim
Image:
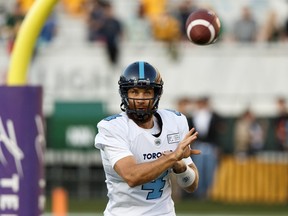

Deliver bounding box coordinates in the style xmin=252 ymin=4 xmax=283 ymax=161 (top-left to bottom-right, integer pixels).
xmin=104 ymin=114 xmax=122 ymax=121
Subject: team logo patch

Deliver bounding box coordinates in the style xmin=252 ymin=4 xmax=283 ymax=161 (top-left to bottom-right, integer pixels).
xmin=154 ymin=138 xmax=161 ymax=146
xmin=167 ymin=133 xmax=180 ymax=144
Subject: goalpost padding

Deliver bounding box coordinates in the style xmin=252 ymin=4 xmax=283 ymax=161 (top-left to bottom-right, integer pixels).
xmin=0 ymin=86 xmax=45 ymax=215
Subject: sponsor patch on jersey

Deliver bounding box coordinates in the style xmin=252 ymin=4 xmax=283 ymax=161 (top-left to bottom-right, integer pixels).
xmin=167 ymin=133 xmax=180 ymax=144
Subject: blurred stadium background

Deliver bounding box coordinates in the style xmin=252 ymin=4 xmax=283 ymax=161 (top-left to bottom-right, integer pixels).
xmin=1 ymin=0 xmax=288 ymax=215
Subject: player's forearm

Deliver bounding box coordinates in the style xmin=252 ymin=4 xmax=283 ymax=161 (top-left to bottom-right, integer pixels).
xmin=124 ymin=152 xmax=178 ymax=187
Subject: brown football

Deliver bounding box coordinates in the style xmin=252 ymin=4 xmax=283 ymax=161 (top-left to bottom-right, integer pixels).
xmin=185 ymin=9 xmax=221 ymax=45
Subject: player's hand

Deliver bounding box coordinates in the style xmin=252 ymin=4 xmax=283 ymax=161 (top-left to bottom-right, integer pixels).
xmin=174 ymin=128 xmax=201 ymax=160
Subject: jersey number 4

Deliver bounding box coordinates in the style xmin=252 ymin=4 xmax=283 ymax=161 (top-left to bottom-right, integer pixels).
xmin=141 ymin=170 xmax=168 ymax=200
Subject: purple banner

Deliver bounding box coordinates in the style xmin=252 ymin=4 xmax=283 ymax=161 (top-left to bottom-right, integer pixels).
xmin=0 ymin=86 xmax=45 ymax=216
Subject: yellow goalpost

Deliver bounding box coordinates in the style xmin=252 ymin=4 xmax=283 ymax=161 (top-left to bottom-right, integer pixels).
xmin=7 ymin=0 xmax=59 ymax=85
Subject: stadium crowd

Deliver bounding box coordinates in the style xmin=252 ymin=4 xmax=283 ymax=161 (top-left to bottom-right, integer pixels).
xmin=1 ymin=0 xmax=288 ymax=53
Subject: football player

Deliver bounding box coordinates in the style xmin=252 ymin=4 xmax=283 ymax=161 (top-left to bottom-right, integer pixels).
xmin=95 ymin=61 xmax=200 ymax=216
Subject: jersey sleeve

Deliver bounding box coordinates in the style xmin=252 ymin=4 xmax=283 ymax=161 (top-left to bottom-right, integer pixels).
xmin=95 ymin=117 xmax=133 ymax=167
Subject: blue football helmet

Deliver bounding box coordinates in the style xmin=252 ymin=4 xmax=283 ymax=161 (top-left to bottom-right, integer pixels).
xmin=118 ymin=61 xmax=164 ymax=122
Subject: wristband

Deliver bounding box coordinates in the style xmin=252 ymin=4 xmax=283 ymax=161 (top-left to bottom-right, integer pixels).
xmin=173 ymin=166 xmax=195 ymax=188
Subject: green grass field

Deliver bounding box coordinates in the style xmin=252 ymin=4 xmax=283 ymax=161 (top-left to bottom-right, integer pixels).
xmin=45 ymin=198 xmax=288 ymax=215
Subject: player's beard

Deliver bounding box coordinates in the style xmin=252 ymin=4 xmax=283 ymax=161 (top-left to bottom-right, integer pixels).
xmin=127 ymin=111 xmax=153 ymax=125
xmin=127 ymin=98 xmax=155 ymax=125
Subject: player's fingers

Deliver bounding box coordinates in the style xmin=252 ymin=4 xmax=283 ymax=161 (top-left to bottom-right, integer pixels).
xmin=191 ymin=131 xmax=198 ymax=139
xmin=184 ymin=128 xmax=195 ymax=139
xmin=185 ymin=131 xmax=198 ymax=145
xmin=177 ymin=129 xmax=198 ymax=158
xmin=179 ymin=134 xmax=198 ymax=152
xmin=190 ymin=149 xmax=201 ymax=155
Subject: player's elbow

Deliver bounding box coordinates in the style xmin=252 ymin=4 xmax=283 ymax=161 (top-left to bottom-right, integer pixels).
xmin=124 ymin=176 xmax=141 ymax=188
xmin=116 ymin=169 xmax=142 ymax=187
xmin=120 ymin=172 xmax=142 ymax=187
xmin=127 ymin=180 xmax=138 ymax=188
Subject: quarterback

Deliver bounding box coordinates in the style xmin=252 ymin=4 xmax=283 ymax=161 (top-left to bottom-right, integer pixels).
xmin=95 ymin=61 xmax=200 ymax=216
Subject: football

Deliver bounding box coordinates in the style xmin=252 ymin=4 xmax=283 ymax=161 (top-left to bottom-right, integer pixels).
xmin=185 ymin=8 xmax=221 ymax=45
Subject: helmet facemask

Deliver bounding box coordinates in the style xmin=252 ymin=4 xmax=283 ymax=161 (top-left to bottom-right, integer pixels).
xmin=120 ymin=84 xmax=162 ymax=123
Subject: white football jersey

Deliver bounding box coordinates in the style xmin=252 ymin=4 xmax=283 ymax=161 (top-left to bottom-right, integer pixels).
xmin=95 ymin=109 xmax=193 ymax=216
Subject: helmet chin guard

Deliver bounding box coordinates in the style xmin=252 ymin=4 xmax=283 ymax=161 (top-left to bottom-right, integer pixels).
xmin=119 ymin=61 xmax=163 ymax=122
